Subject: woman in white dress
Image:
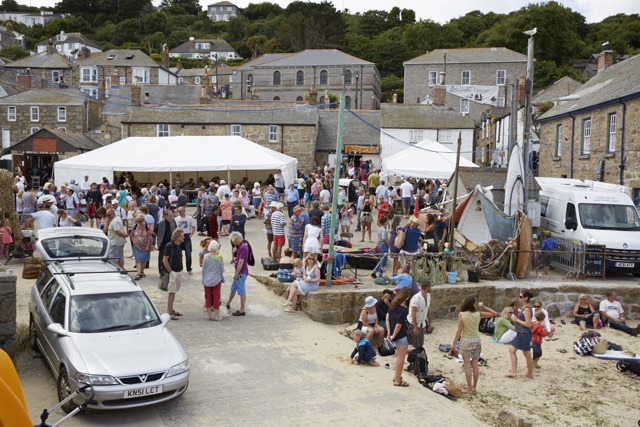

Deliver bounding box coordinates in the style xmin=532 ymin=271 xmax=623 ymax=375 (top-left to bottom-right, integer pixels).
xmin=283 ymin=255 xmax=320 ymax=312
xmin=302 ymin=216 xmax=323 ymax=258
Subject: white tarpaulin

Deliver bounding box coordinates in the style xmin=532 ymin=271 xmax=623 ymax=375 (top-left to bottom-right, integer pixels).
xmin=54 ymin=136 xmax=298 ymax=186
xmin=381 ymin=139 xmax=478 ymax=179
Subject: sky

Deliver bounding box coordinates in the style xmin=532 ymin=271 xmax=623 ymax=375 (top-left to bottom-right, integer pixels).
xmin=20 ymin=0 xmax=640 ymax=23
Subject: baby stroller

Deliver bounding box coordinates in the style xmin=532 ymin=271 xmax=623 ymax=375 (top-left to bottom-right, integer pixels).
xmin=4 ymin=230 xmax=35 ymax=265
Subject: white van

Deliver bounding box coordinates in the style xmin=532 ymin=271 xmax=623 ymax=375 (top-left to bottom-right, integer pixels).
xmin=536 ymin=177 xmax=640 ymax=275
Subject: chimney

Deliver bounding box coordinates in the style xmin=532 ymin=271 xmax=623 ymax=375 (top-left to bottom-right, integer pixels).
xmin=189 ymin=36 xmax=195 ymax=41
xmin=597 ymin=42 xmax=613 ymax=72
xmin=518 ymin=75 xmax=526 ymax=107
xmin=176 ymin=60 xmax=183 ymax=70
xmin=79 ymin=46 xmax=90 ymax=59
xmin=131 ymin=83 xmax=141 ymax=105
xmin=200 ymin=85 xmax=208 ymax=104
xmin=17 ymin=69 xmax=31 ymax=87
xmin=111 ymin=70 xmax=120 ymax=88
xmin=161 ymin=43 xmax=169 ymax=69
xmin=392 ymin=93 xmax=398 ymax=104
xmin=144 ymin=92 xmax=151 ymax=104
xmin=432 ymin=86 xmax=446 ymax=106
xmin=46 ymin=43 xmax=56 ymax=55
xmin=438 ymin=71 xmax=446 ymax=85
xmin=308 ymin=83 xmax=317 ymax=105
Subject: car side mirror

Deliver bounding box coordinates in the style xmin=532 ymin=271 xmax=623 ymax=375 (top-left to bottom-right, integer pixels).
xmin=160 ymin=312 xmax=171 ymax=327
xmin=47 ymin=323 xmax=69 ymax=336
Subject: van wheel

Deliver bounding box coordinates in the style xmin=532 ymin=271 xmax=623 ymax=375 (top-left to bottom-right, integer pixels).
xmin=57 ymin=368 xmax=78 ymax=414
xmin=28 ymin=316 xmax=39 ymax=351
xmin=633 ymin=273 xmax=640 ymax=277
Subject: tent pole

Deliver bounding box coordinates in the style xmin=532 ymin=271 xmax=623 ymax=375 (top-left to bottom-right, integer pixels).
xmin=227 ymin=170 xmax=231 ymax=185
xmin=447 ymin=132 xmax=462 ymax=271
xmin=325 ymin=92 xmax=347 ymax=288
xmin=169 ymin=171 xmax=172 ymax=189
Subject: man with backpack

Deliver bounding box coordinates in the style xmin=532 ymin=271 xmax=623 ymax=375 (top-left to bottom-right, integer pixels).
xmin=227 ymin=231 xmax=253 ymax=317
xmin=407 ymin=281 xmax=432 ymax=348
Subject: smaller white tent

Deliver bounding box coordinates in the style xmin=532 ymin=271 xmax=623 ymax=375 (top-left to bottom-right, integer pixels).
xmin=381 ymin=139 xmax=478 ymax=179
xmin=54 ymin=136 xmax=297 ymax=186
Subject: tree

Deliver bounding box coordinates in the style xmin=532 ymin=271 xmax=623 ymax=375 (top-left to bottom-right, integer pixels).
xmin=0 ymin=46 xmax=29 ymax=60
xmin=141 ymin=31 xmax=165 ymax=56
xmin=160 ymin=0 xmax=201 ymax=16
xmin=276 ymin=1 xmax=346 ymax=50
xmin=118 ymin=0 xmax=152 ymax=23
xmin=111 ymin=18 xmax=141 ymax=46
xmin=400 ymin=9 xmax=416 ymax=26
xmin=242 ymin=2 xmax=283 ymax=20
xmin=143 ymin=11 xmax=169 ymax=35
xmin=448 ymin=10 xmax=500 ymax=46
xmin=353 ymin=10 xmax=389 ymax=38
xmin=227 ymin=16 xmax=248 ymax=43
xmin=246 ymin=34 xmax=268 ymax=58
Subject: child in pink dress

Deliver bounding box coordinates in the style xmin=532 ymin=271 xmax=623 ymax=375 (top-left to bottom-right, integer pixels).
xmin=0 ymin=219 xmax=13 ymax=259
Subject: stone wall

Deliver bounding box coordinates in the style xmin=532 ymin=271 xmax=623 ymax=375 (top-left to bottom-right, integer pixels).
xmin=256 ymin=275 xmax=640 ymax=324
xmin=0 ymin=275 xmax=17 ymax=357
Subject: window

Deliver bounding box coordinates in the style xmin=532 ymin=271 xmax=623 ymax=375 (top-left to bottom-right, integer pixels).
xmin=195 ymin=76 xmax=201 ymax=84
xmin=319 ymin=70 xmax=328 ymax=85
xmin=296 ymin=70 xmax=304 ymax=86
xmin=460 ymin=98 xmax=469 ymax=114
xmin=345 ymin=96 xmax=351 ymax=109
xmin=230 ymin=124 xmax=242 ymax=136
xmin=119 ymin=76 xmax=126 ymax=85
xmin=80 ymin=87 xmax=98 ymax=99
xmin=582 ymin=118 xmax=591 ymax=154
xmin=296 ymin=96 xmax=303 ymax=101
xmin=273 ymin=96 xmax=280 ymax=101
xmin=157 ymin=124 xmax=169 ymax=137
xmin=555 ymin=124 xmax=562 ymax=157
xmin=608 ymin=113 xmax=617 ymax=153
xmin=57 ymin=107 xmax=66 ymax=122
xmin=344 ymin=69 xmax=352 ymax=85
xmin=461 ymin=70 xmax=470 ymax=85
xmin=178 ymin=77 xmax=184 ymax=84
xmin=132 ymin=68 xmax=150 ymax=84
xmin=319 ymin=96 xmax=325 ymax=108
xmin=497 ymin=97 xmax=505 ymax=107
xmin=80 ymin=67 xmax=97 ymax=83
xmin=268 ymin=125 xmax=278 ymax=143
xmin=439 ymin=130 xmax=452 ymax=143
xmin=30 ymin=106 xmax=39 ymax=122
xmin=410 ymin=130 xmax=424 ymax=143
xmin=273 ymin=71 xmax=281 ymax=86
xmin=57 ymin=127 xmax=66 ymax=131
xmin=428 ymin=70 xmax=437 ymax=86
xmin=52 ymin=70 xmax=60 ymax=83
xmin=496 ymin=70 xmax=506 ymax=86
xmin=31 ymin=127 xmax=39 ymax=134
xmin=49 ymin=291 xmax=67 ymax=325
xmin=7 ymin=106 xmax=15 ymax=121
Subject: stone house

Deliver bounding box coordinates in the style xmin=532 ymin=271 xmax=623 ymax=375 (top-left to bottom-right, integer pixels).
xmin=316 ymin=110 xmax=380 ymax=167
xmin=73 ymin=49 xmax=177 ymax=99
xmin=1 ymin=49 xmax=73 ymax=88
xmin=207 ymin=1 xmax=241 ymax=21
xmin=0 ymin=88 xmax=102 ymax=150
xmin=234 ymin=50 xmax=381 ymax=110
xmin=536 ymin=53 xmax=640 ymax=203
xmin=0 ymin=25 xmax=26 ymax=50
xmin=169 ymin=37 xmax=240 ymax=61
xmin=380 ymin=102 xmax=476 ymax=162
xmin=36 ymin=31 xmax=102 ymax=61
xmin=0 ymin=11 xmax=66 ymax=27
xmin=170 ymin=63 xmax=235 ymax=96
xmin=403 ymin=48 xmax=527 ymax=123
xmin=119 ymin=105 xmax=319 ymax=172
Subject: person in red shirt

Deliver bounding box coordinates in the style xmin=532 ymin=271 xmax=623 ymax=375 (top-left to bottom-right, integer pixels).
xmin=376 ymin=195 xmax=390 ymax=221
xmin=531 ymin=310 xmax=550 ymax=368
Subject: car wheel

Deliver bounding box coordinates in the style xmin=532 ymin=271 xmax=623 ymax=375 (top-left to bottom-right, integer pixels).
xmin=28 ymin=316 xmax=39 ymax=351
xmin=57 ymin=367 xmax=77 ymax=414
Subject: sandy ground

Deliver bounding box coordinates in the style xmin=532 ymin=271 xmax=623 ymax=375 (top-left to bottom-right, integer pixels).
xmin=7 ymin=207 xmax=640 ymax=426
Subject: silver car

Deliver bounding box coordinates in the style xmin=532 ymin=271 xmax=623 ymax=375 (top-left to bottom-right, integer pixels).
xmin=28 ymin=228 xmax=189 ymax=412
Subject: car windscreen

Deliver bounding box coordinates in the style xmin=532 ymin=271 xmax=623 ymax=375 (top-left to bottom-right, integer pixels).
xmin=578 ymin=203 xmax=640 ymax=231
xmin=40 ymin=235 xmax=108 ymax=259
xmin=69 ymin=292 xmax=161 ymax=333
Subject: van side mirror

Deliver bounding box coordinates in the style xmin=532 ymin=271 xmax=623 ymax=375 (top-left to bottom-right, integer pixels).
xmin=565 ymin=220 xmax=577 ymax=230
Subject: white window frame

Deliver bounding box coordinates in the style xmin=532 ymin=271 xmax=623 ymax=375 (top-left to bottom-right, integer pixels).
xmin=7 ymin=106 xmax=16 ymax=121
xmin=230 ymin=124 xmax=242 ymax=136
xmin=439 ymin=129 xmax=453 ymax=144
xmin=582 ymin=118 xmax=591 ymax=154
xmin=268 ymin=125 xmax=278 ymax=143
xmin=460 ymin=98 xmax=469 ymax=114
xmin=119 ymin=76 xmax=126 ymax=85
xmin=57 ymin=127 xmax=66 ymax=131
xmin=409 ymin=129 xmax=424 ymax=143
xmin=30 ymin=127 xmax=39 ymax=134
xmin=556 ymin=124 xmax=562 ymax=157
xmin=57 ymin=107 xmax=66 ymax=122
xmin=497 ymin=97 xmax=505 ymax=107
xmin=157 ymin=124 xmax=170 ymax=137
xmin=30 ymin=106 xmax=39 ymax=122
xmin=51 ymin=70 xmax=61 ymax=83
xmin=178 ymin=77 xmax=184 ymax=84
xmin=608 ymin=113 xmax=617 ymax=153
xmin=496 ymin=70 xmax=506 ymax=86
xmin=195 ymin=76 xmax=201 ymax=84
xmin=132 ymin=67 xmax=150 ymax=84
xmin=80 ymin=87 xmax=99 ymax=99
xmin=461 ymin=70 xmax=470 ymax=85
xmin=428 ymin=70 xmax=437 ymax=86
xmin=80 ymin=66 xmax=97 ymax=83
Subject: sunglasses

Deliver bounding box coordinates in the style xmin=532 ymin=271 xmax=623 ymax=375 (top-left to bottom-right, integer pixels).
xmin=534 ymin=305 xmax=541 ymax=308
xmin=519 ymin=295 xmax=525 ymax=298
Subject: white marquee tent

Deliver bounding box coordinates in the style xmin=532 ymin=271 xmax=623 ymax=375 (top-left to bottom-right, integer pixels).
xmin=381 ymin=139 xmax=478 ymax=180
xmin=54 ymin=136 xmax=298 ymax=186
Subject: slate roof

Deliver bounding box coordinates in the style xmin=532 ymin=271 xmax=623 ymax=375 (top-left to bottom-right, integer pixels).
xmin=121 ymin=106 xmax=319 ymax=126
xmin=316 ymin=110 xmax=380 ymax=151
xmin=538 ymin=54 xmax=640 ymax=121
xmin=36 ymin=32 xmax=101 ymax=49
xmin=532 ymin=76 xmax=582 ymax=105
xmin=209 ymin=1 xmax=236 ymax=5
xmin=170 ymin=66 xmax=235 ymax=77
xmin=253 ymin=49 xmax=374 ymax=68
xmin=46 ymin=128 xmax=102 ymax=150
xmin=404 ymin=48 xmax=527 ymax=65
xmin=102 ymin=85 xmax=204 ymax=115
xmin=170 ymin=39 xmax=237 ymax=54
xmin=0 ymin=88 xmax=86 ymax=105
xmin=380 ymin=104 xmax=475 ymax=129
xmin=235 ymin=53 xmax=293 ymax=71
xmin=0 ymin=79 xmax=30 ymax=98
xmin=3 ymin=50 xmax=72 ymax=69
xmin=75 ymin=49 xmax=159 ymax=68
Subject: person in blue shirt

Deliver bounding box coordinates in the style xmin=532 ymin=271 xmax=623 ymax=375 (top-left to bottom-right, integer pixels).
xmin=541 ymin=231 xmax=559 ymax=275
xmin=285 ymin=184 xmax=299 ymax=217
xmin=400 ymin=216 xmax=423 ymax=271
xmin=386 ymin=265 xmax=413 ymax=293
xmin=349 ymin=330 xmax=379 ymax=366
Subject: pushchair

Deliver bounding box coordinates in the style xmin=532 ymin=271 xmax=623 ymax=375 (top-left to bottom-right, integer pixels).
xmin=4 ymin=230 xmax=35 ymax=265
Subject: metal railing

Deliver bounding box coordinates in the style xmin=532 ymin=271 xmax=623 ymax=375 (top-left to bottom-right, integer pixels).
xmin=548 ymin=235 xmax=585 ymax=277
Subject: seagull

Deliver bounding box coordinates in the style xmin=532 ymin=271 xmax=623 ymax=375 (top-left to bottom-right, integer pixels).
xmin=524 ymin=28 xmax=537 ymax=36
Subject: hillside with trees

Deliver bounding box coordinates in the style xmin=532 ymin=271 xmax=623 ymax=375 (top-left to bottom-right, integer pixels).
xmin=1 ymin=0 xmax=639 ymax=102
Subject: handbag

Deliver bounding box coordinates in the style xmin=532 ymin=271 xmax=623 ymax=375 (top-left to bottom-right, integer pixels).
xmin=379 ymin=337 xmax=395 ymax=356
xmin=158 ymin=273 xmax=169 ymax=291
xmin=394 ymin=228 xmax=406 ymax=249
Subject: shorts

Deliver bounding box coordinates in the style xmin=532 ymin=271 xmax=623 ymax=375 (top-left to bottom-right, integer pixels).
xmin=360 ymin=214 xmax=372 ymax=224
xmin=167 ymin=271 xmax=183 ymax=293
xmin=511 ymin=329 xmax=532 ymax=352
xmin=231 ymin=273 xmax=247 ymax=296
xmin=288 ymin=238 xmax=301 ymax=254
xmin=276 ymin=187 xmax=284 ymax=194
xmin=400 ymin=250 xmax=418 ymax=262
xmin=401 ymin=197 xmax=412 ymax=210
xmin=459 ymin=337 xmax=482 ymax=359
xmin=273 ymin=234 xmax=285 ymax=246
xmin=369 ymin=187 xmax=376 ymax=195
xmin=109 ymin=245 xmax=124 ymax=260
xmin=393 ymin=336 xmax=409 ymax=348
xmin=222 ymin=220 xmax=230 ymax=225
xmin=267 ymin=232 xmax=273 ymax=243
xmin=407 ymin=323 xmax=425 ymax=348
xmin=304 ymin=192 xmax=310 ymax=203
xmin=361 ymin=323 xmax=377 ymax=333
xmin=541 ymin=252 xmax=552 ymax=267
xmin=532 ymin=341 xmax=542 ymax=360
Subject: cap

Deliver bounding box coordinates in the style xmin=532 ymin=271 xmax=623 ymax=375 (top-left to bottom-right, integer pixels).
xmin=220 ymin=180 xmax=226 ymax=185
xmin=269 ymin=201 xmax=278 ymax=208
xmin=364 ymin=296 xmax=377 ymax=308
xmin=532 ymin=234 xmax=538 ymax=239
xmin=276 ymin=202 xmax=284 ymax=210
xmin=42 ymin=182 xmax=51 ymax=190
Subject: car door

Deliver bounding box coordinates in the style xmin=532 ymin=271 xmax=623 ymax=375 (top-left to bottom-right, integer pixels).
xmin=43 ymin=288 xmax=68 ymax=376
xmin=36 ymin=279 xmax=60 ymax=369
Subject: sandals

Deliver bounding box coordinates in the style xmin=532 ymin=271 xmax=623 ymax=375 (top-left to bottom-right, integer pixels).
xmin=170 ymin=315 xmax=180 ymax=320
xmin=134 ymin=274 xmax=143 ymax=280
xmin=393 ymin=380 xmax=409 ymax=387
xmin=172 ymin=311 xmax=183 ymax=317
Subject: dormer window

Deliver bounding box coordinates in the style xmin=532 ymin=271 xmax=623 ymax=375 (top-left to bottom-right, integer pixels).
xmin=107 ymin=54 xmax=116 ymax=60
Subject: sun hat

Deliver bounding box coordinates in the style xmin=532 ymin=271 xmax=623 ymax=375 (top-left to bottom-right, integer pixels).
xmin=364 ymin=296 xmax=377 ymax=308
xmin=269 ymin=201 xmax=278 ymax=208
xmin=276 ymin=202 xmax=284 ymax=210
xmin=220 ymin=180 xmax=226 ymax=185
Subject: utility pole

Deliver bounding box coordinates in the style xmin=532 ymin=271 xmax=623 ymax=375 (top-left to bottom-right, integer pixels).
xmin=522 ymin=28 xmax=536 ymax=214
xmin=508 ymin=79 xmax=518 ymax=163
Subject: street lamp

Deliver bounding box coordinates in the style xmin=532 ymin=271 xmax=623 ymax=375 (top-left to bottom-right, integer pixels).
xmin=522 ymin=27 xmax=536 ymax=213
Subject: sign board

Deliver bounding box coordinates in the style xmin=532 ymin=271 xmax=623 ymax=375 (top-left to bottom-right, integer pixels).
xmin=583 ymin=244 xmax=605 ymax=277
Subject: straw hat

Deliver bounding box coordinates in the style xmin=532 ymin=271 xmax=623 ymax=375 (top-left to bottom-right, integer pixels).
xmin=269 ymin=201 xmax=278 ymax=208
xmin=276 ymin=202 xmax=284 ymax=210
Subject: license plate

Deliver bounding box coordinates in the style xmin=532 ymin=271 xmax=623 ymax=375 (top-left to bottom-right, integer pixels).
xmin=124 ymin=385 xmax=163 ymax=399
xmin=615 ymin=262 xmax=634 ymax=268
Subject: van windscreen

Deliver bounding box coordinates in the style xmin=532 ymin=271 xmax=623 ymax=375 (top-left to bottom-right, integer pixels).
xmin=578 ymin=204 xmax=640 ymax=230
